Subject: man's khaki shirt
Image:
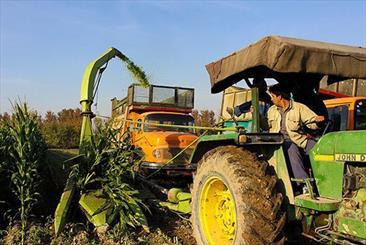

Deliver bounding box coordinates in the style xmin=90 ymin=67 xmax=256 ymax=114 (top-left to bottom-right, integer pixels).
xmin=264 ymin=101 xmax=319 ymax=149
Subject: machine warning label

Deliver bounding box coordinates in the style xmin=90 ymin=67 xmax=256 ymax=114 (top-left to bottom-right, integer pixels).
xmin=335 ymin=154 xmax=366 ymax=162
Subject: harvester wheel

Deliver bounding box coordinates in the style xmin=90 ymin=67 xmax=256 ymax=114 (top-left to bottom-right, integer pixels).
xmin=191 ymin=146 xmax=285 ymax=245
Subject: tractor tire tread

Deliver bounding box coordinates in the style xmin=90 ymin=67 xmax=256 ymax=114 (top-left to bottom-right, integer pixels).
xmin=192 ymin=146 xmax=285 ymax=245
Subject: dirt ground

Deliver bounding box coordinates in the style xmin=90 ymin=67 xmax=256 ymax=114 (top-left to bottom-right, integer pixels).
xmin=1 ymin=149 xmax=316 ymax=244
xmin=148 ymin=205 xmax=196 ymax=245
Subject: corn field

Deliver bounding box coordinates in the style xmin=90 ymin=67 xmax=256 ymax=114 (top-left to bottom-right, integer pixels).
xmin=0 ymin=103 xmax=188 ymax=244
xmin=69 ymin=124 xmax=149 ymax=233
xmin=0 ymin=103 xmax=47 ymax=244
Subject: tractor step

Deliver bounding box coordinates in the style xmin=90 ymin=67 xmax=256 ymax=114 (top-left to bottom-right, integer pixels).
xmin=295 ymin=194 xmax=341 ymax=211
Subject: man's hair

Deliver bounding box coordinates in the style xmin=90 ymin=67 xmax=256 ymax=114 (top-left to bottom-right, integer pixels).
xmin=268 ymin=83 xmax=291 ymax=100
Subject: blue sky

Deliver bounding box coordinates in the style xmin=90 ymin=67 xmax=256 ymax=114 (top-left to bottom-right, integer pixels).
xmin=1 ymin=0 xmax=365 ymax=117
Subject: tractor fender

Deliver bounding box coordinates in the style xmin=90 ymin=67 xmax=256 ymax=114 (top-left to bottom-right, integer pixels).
xmin=189 ymin=134 xmax=238 ymax=164
xmin=189 ymin=132 xmax=284 ymax=165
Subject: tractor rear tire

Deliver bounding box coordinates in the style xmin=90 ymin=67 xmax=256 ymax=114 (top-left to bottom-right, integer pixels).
xmin=191 ymin=146 xmax=285 ymax=245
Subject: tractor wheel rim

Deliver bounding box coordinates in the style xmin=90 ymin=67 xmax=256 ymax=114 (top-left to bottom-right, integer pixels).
xmin=199 ymin=176 xmax=236 ymax=245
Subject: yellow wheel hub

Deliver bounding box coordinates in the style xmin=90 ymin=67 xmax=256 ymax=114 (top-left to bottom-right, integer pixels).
xmin=199 ymin=176 xmax=236 ymax=245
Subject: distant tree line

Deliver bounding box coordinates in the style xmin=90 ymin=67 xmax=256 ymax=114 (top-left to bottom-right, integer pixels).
xmin=41 ymin=108 xmax=82 ymax=148
xmin=1 ymin=108 xmax=82 ymax=149
xmin=0 ymin=108 xmax=217 ymax=148
xmin=191 ymin=109 xmax=217 ymax=135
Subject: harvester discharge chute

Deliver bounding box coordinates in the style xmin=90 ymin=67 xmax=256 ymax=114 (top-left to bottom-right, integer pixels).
xmin=54 ymin=47 xmax=150 ymax=235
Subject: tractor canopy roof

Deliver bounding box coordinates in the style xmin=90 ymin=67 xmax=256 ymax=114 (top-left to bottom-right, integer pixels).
xmin=206 ymin=36 xmax=366 ymax=93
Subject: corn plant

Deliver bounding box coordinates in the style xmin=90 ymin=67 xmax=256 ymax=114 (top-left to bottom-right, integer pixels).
xmin=98 ymin=130 xmax=149 ymax=232
xmin=69 ymin=122 xmax=148 ymax=232
xmin=0 ymin=122 xmax=13 ymax=229
xmin=0 ymin=121 xmax=13 ymax=169
xmin=1 ymin=103 xmax=47 ymax=244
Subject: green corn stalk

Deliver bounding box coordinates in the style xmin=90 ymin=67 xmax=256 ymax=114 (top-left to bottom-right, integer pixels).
xmin=2 ymin=103 xmax=47 ymax=244
xmin=0 ymin=123 xmax=13 ymax=225
xmin=0 ymin=122 xmax=13 ymax=172
xmin=70 ymin=122 xmax=148 ymax=232
xmin=99 ymin=128 xmax=149 ymax=232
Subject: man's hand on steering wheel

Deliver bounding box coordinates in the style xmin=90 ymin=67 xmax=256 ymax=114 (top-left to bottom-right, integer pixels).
xmin=314 ymin=115 xmax=325 ymax=123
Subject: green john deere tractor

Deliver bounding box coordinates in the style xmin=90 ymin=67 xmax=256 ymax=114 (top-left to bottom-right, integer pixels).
xmin=188 ymin=36 xmax=366 ymax=244
xmin=55 ymin=36 xmax=366 ymax=245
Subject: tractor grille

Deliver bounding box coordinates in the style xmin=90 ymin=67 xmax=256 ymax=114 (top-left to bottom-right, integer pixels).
xmin=155 ymin=147 xmax=193 ymax=164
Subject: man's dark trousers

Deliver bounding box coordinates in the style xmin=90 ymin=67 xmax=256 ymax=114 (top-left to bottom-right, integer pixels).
xmin=282 ymin=139 xmax=316 ymax=179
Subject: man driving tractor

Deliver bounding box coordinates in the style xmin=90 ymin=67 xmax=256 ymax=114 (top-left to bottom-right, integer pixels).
xmin=233 ymin=83 xmax=325 ymax=192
